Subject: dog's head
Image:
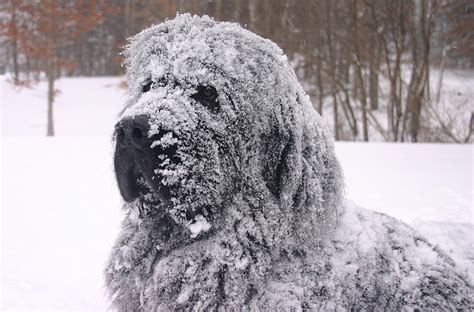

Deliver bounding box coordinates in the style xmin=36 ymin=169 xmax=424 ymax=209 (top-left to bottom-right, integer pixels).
xmin=114 ymin=14 xmax=343 ymax=250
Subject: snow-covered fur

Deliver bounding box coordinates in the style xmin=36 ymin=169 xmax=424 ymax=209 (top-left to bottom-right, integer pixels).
xmin=105 ymin=15 xmax=473 ymax=311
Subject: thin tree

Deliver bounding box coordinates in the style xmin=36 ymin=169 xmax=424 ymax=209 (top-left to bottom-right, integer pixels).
xmin=11 ymin=1 xmax=103 ymax=136
xmin=404 ymin=0 xmax=437 ymax=142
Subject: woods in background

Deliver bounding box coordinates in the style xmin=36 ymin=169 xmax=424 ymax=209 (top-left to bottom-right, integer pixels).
xmin=1 ymin=0 xmax=472 ymax=142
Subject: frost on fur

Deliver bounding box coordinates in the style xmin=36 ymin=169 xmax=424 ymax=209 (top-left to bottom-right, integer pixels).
xmin=105 ymin=14 xmax=472 ymax=311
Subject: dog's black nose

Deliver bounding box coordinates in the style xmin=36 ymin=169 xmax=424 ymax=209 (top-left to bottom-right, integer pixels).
xmin=116 ymin=115 xmax=150 ymax=148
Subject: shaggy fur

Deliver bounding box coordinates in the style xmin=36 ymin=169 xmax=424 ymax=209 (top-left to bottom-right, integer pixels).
xmin=105 ymin=14 xmax=473 ymax=311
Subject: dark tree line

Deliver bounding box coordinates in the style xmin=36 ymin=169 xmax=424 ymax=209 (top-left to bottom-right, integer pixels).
xmin=1 ymin=0 xmax=472 ymax=141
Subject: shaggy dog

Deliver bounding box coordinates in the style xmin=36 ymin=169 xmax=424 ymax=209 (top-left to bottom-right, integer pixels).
xmin=105 ymin=14 xmax=473 ymax=310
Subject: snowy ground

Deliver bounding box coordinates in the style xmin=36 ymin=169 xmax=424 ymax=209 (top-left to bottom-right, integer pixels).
xmin=1 ymin=76 xmax=472 ymax=310
xmin=1 ymin=76 xmax=125 ymax=137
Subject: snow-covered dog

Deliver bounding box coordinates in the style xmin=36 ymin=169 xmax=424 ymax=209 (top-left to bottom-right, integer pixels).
xmin=105 ymin=14 xmax=472 ymax=310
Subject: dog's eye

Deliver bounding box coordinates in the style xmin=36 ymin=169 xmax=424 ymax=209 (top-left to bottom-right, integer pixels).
xmin=193 ymin=86 xmax=219 ymax=112
xmin=142 ymin=80 xmax=153 ymax=93
xmin=197 ymin=86 xmax=218 ymax=101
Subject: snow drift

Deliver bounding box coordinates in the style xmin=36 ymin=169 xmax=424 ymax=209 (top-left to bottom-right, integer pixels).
xmin=105 ymin=14 xmax=473 ymax=310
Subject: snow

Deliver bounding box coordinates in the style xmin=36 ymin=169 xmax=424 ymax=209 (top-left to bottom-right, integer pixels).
xmin=1 ymin=137 xmax=122 ymax=310
xmin=411 ymin=219 xmax=474 ymax=282
xmin=188 ymin=214 xmax=212 ymax=238
xmin=336 ymin=142 xmax=473 ymax=224
xmin=1 ymin=76 xmax=125 ymax=137
xmin=1 ymin=73 xmax=472 ymax=309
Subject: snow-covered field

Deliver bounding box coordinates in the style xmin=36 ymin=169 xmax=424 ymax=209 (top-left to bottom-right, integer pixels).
xmin=1 ymin=77 xmax=472 ymax=310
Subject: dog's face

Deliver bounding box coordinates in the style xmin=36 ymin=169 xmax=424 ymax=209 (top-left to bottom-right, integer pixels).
xmin=114 ymin=17 xmax=258 ymax=232
xmin=114 ymin=28 xmax=233 ymax=231
xmin=113 ymin=15 xmax=343 ymax=245
xmin=114 ymin=79 xmax=226 ymax=227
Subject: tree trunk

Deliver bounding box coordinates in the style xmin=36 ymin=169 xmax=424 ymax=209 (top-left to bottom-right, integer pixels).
xmin=46 ymin=10 xmax=57 ymax=137
xmin=333 ymin=92 xmax=339 ymax=141
xmin=124 ymin=0 xmax=134 ymax=38
xmin=248 ymin=1 xmax=258 ymax=32
xmin=368 ymin=35 xmax=379 ymax=110
xmin=351 ymin=0 xmax=368 ymax=141
xmin=10 ymin=5 xmax=19 ymax=83
xmin=405 ymin=0 xmax=430 ymax=142
xmin=356 ymin=66 xmax=369 ymax=141
xmin=12 ymin=36 xmax=19 ymax=82
xmin=340 ymin=86 xmax=358 ymax=139
xmin=325 ymin=1 xmax=340 ymax=140
xmin=47 ymin=68 xmax=55 ymax=137
xmin=316 ymin=58 xmax=324 ymax=115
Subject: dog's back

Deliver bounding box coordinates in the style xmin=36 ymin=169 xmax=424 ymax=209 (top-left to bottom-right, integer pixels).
xmin=301 ymin=201 xmax=472 ymax=310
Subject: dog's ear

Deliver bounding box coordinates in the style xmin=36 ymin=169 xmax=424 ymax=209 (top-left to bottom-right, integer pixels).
xmin=263 ymin=90 xmax=344 ymax=249
xmin=262 ymin=93 xmax=304 ymax=203
xmin=293 ymin=91 xmax=344 ymax=248
xmin=262 ymin=127 xmax=293 ymax=199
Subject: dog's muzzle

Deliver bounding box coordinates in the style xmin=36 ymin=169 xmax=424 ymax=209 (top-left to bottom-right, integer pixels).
xmin=114 ymin=114 xmax=176 ymax=204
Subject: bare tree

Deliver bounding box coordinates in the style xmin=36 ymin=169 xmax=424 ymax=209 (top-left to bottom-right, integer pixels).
xmin=404 ymin=0 xmax=435 ymax=142
xmin=7 ymin=1 xmax=103 ymax=136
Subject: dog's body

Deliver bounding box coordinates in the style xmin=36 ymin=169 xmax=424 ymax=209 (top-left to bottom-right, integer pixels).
xmin=105 ymin=15 xmax=472 ymax=311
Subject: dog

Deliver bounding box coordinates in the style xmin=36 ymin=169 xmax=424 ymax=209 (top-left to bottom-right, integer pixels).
xmin=105 ymin=14 xmax=473 ymax=311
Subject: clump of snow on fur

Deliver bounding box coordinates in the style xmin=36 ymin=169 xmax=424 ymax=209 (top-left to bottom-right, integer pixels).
xmin=188 ymin=214 xmax=211 ymax=238
xmin=412 ymin=219 xmax=474 ymax=282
